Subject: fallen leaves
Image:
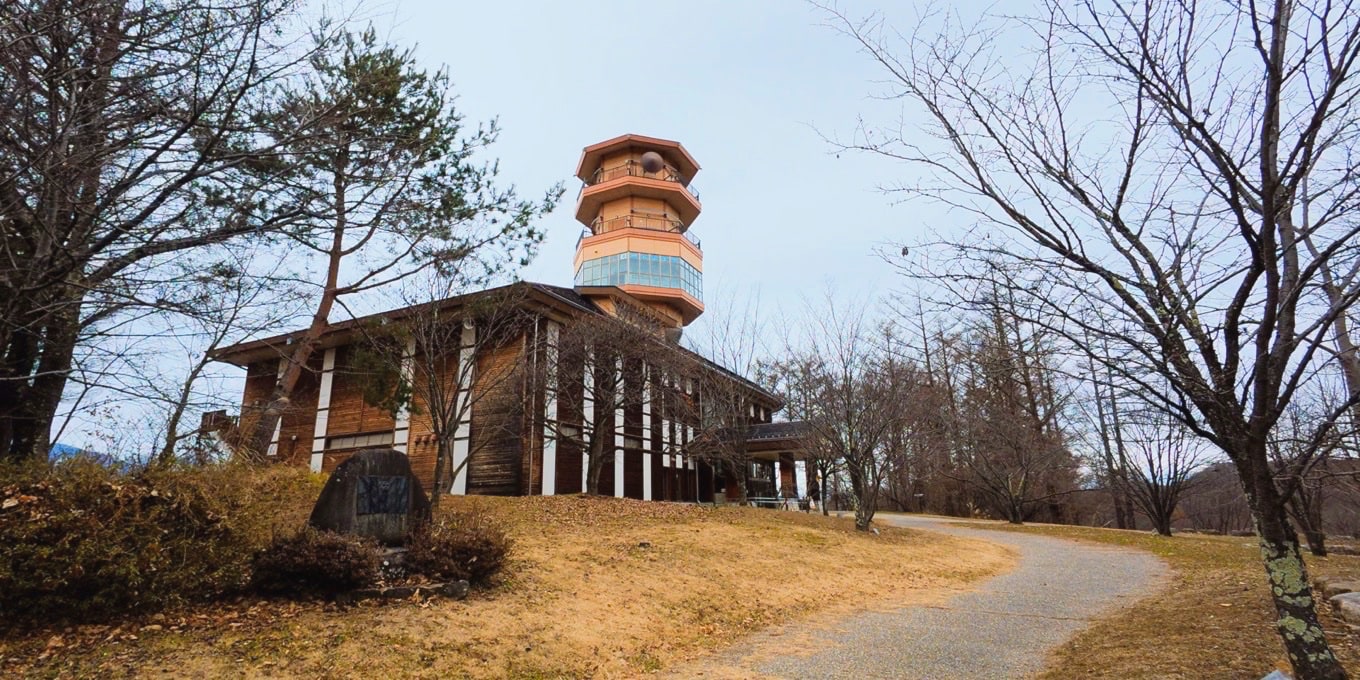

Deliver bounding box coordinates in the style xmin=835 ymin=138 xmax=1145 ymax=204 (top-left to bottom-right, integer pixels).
xmin=2 ymin=498 xmax=1009 ymax=679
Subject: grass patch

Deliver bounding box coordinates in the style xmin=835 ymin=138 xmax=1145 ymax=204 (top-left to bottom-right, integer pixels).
xmin=958 ymin=521 xmax=1360 ymax=679
xmin=1 ymin=496 xmax=1011 ymax=678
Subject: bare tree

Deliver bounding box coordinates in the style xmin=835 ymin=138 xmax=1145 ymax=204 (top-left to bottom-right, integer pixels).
xmin=686 ymin=289 xmax=770 ymax=504
xmin=902 ymin=312 xmax=975 ymax=518
xmin=1270 ymin=386 xmax=1355 ymax=556
xmin=948 ymin=298 xmax=1079 ymax=524
xmin=823 ymin=1 xmax=1360 ymax=673
xmin=539 ymin=312 xmax=681 ymax=496
xmin=761 ymin=352 xmax=840 ymax=515
xmin=352 ymin=279 xmax=532 ymax=511
xmin=1120 ymin=410 xmax=1205 ymax=536
xmin=149 ymin=251 xmax=308 ymax=466
xmin=0 ymin=0 xmax=331 ymax=461
xmin=775 ymin=295 xmax=912 ymax=530
xmin=1078 ymin=332 xmax=1138 ymax=529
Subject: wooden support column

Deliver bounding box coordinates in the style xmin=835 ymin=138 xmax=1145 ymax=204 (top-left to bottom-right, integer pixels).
xmin=451 ymin=323 xmax=475 ymax=495
xmin=542 ymin=320 xmax=559 ymax=496
xmin=267 ymin=358 xmax=286 ymax=458
xmin=582 ymin=350 xmax=593 ymax=494
xmin=392 ymin=338 xmax=416 ymax=454
xmin=642 ymin=365 xmax=652 ymax=501
xmin=779 ymin=453 xmax=796 ymax=495
xmin=612 ymin=356 xmax=625 ymax=498
xmin=308 ymin=348 xmax=337 ymax=472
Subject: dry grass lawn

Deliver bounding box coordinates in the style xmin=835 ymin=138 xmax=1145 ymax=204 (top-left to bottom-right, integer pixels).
xmin=3 ymin=496 xmax=1011 ymax=678
xmin=962 ymin=522 xmax=1360 ymax=679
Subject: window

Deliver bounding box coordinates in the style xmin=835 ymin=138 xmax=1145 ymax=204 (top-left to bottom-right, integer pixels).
xmin=326 ymin=431 xmax=395 ymax=450
xmin=573 ymin=252 xmax=703 ymax=301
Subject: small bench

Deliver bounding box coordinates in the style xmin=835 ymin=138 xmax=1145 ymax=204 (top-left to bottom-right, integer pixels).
xmin=747 ymin=496 xmax=811 ymax=511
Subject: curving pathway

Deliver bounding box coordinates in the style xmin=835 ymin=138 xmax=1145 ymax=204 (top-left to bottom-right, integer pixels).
xmin=674 ymin=514 xmax=1168 ymax=679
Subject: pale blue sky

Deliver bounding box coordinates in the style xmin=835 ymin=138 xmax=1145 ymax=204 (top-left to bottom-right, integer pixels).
xmin=378 ymin=0 xmax=925 ymax=331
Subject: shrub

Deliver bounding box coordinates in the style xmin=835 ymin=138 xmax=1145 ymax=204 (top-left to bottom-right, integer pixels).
xmin=250 ymin=528 xmax=381 ymax=597
xmin=0 ymin=458 xmax=320 ymax=625
xmin=404 ymin=511 xmax=511 ymax=584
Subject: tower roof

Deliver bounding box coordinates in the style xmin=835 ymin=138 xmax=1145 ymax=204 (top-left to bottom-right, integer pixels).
xmin=574 ymin=133 xmax=701 ymax=184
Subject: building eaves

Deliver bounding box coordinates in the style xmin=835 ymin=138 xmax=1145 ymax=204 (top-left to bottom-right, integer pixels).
xmin=747 ymin=420 xmax=809 ymax=441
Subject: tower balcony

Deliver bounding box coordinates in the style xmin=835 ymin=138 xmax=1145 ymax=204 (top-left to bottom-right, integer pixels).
xmin=575 ymin=164 xmax=702 ymax=227
xmin=582 ymin=214 xmax=701 ymax=249
xmin=585 ymin=161 xmax=701 ymax=201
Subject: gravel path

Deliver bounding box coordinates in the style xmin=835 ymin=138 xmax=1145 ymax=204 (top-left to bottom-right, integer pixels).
xmin=676 ymin=514 xmax=1168 ymax=679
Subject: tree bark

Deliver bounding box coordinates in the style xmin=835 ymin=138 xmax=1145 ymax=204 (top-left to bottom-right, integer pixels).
xmin=5 ymin=293 xmax=81 ymax=461
xmin=1303 ymin=530 xmax=1328 ymax=558
xmin=819 ymin=468 xmax=830 ymax=516
xmin=585 ymin=425 xmax=609 ymax=496
xmin=1152 ymin=515 xmax=1172 ymax=537
xmin=431 ymin=436 xmax=452 ymax=513
xmin=241 ymin=156 xmax=351 ymax=460
xmin=1241 ymin=455 xmax=1347 ymax=680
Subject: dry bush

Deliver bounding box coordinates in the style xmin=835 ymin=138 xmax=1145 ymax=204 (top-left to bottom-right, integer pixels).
xmin=0 ymin=458 xmax=319 ymax=625
xmin=404 ymin=510 xmax=512 ymax=584
xmin=251 ymin=528 xmax=382 ymax=597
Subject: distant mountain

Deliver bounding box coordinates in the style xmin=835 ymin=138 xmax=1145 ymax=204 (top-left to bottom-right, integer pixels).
xmin=48 ymin=442 xmax=86 ymax=460
xmin=48 ymin=443 xmax=124 ymax=469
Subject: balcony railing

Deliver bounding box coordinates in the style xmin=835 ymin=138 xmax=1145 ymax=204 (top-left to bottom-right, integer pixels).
xmin=577 ymin=226 xmax=701 ymax=250
xmin=588 ymin=214 xmax=701 ymax=248
xmin=580 ymin=160 xmax=701 ymax=201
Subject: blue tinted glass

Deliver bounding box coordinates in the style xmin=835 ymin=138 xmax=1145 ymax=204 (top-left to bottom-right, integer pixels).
xmin=576 ymin=254 xmax=702 ymax=299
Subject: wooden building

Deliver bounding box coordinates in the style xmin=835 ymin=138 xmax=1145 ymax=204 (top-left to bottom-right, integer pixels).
xmin=210 ymin=135 xmax=810 ymax=502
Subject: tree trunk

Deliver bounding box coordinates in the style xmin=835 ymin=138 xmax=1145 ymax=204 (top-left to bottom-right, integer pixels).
xmin=820 ymin=469 xmax=830 ymax=516
xmin=854 ymin=505 xmax=873 ymax=531
xmin=724 ymin=460 xmax=749 ymax=505
xmin=848 ymin=462 xmax=876 ymax=531
xmin=1242 ymin=458 xmax=1347 ymax=680
xmin=430 ymin=436 xmax=452 ymax=513
xmin=242 ymin=153 xmax=353 ymax=461
xmin=1118 ymin=494 xmax=1137 ymax=531
xmin=6 ymin=298 xmax=81 ymax=461
xmin=1153 ymin=515 xmax=1172 ymax=537
xmin=1303 ymin=530 xmax=1328 ymax=558
xmin=585 ymin=429 xmax=609 ymax=496
xmin=1111 ymin=494 xmax=1130 ymax=529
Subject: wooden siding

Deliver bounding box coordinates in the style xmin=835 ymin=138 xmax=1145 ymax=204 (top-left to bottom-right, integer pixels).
xmin=521 ymin=326 xmax=545 ymax=496
xmin=467 ymin=337 xmax=525 ymax=495
xmin=277 ymin=359 xmax=320 ymax=466
xmin=404 ymin=395 xmax=438 ymax=492
xmin=556 ymin=439 xmax=584 ymax=494
xmin=325 ymin=345 xmax=397 ymax=436
xmin=238 ymin=354 xmax=321 ymax=466
xmin=237 ymin=360 xmax=278 ymax=458
xmin=779 ymin=453 xmax=796 ymax=494
xmin=623 ymin=448 xmax=644 ymax=499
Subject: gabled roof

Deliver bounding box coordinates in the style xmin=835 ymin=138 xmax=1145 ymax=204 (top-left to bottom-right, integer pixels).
xmin=679 ymin=345 xmax=782 ymax=409
xmin=207 ymin=280 xmax=783 ymax=407
xmin=209 ymin=281 xmax=595 ymax=367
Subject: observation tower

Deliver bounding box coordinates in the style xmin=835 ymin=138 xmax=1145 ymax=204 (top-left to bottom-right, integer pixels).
xmin=572 ymin=134 xmax=704 ymax=332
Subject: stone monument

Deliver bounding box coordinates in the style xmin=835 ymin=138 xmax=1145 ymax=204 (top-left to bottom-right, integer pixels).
xmin=308 ymin=448 xmax=431 ymax=546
